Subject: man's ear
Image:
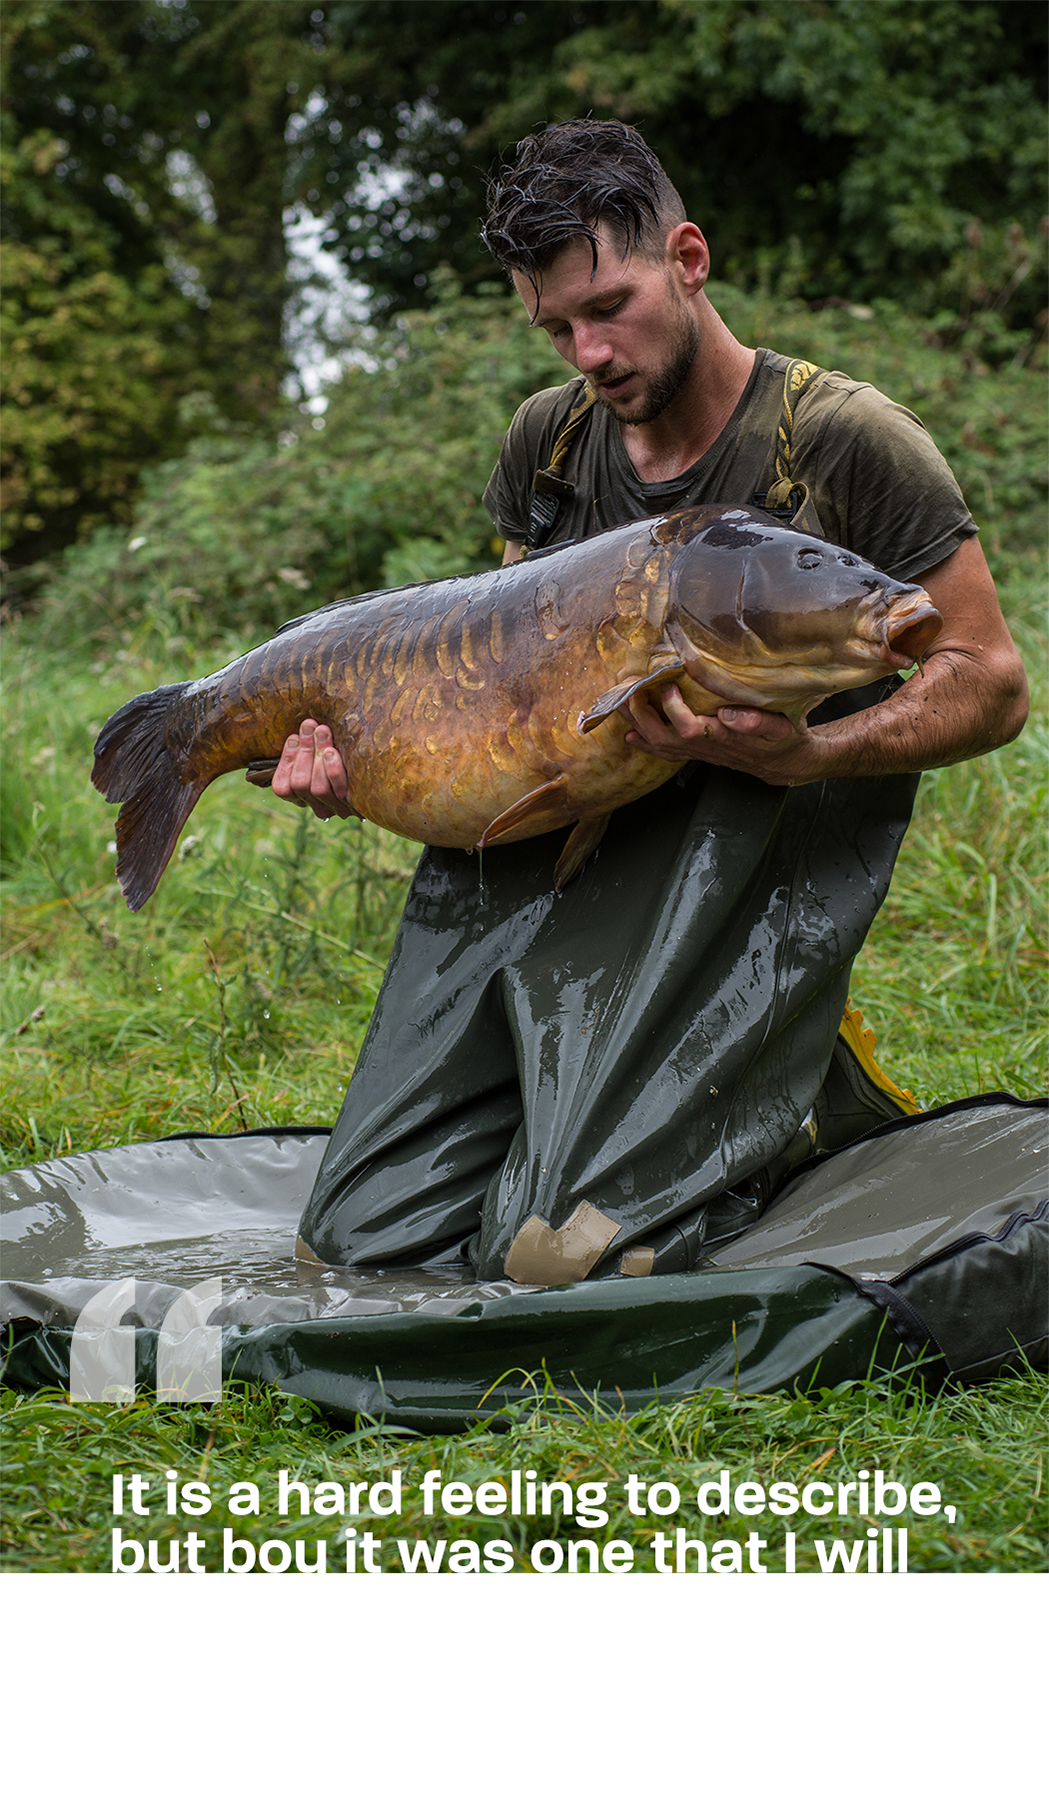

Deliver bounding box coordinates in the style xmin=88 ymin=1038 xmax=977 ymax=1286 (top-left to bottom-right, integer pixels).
xmin=667 ymin=222 xmax=710 ymax=296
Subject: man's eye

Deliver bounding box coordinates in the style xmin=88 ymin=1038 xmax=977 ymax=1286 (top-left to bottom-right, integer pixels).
xmin=596 ymin=303 xmax=623 ymax=319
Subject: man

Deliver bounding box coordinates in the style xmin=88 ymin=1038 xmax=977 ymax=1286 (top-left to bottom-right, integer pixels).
xmin=278 ymin=121 xmax=1027 ymax=1282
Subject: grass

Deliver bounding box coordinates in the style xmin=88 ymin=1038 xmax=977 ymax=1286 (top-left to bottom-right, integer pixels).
xmin=2 ymin=1369 xmax=1044 ymax=1573
xmin=843 ymin=557 xmax=1047 ymax=1105
xmin=0 ymin=620 xmax=419 ymax=1158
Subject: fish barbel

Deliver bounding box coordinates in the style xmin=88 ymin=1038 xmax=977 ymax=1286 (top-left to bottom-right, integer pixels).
xmin=92 ymin=504 xmax=942 ymax=910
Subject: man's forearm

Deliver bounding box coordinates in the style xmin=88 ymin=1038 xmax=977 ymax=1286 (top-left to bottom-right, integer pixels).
xmin=802 ymin=645 xmax=1028 ymax=782
xmin=624 ymin=643 xmax=1028 ymax=788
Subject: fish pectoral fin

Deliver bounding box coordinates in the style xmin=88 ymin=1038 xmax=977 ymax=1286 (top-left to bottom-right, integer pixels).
xmin=553 ymin=815 xmax=611 ymax=892
xmin=577 ymin=658 xmax=686 ymax=734
xmin=245 ymin=758 xmax=280 ymax=788
xmin=477 ymin=775 xmax=568 ymax=848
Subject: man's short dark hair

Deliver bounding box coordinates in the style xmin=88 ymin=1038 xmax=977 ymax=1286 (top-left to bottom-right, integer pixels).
xmin=481 ymin=119 xmax=686 ymax=292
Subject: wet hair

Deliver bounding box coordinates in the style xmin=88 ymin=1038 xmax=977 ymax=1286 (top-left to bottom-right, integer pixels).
xmin=481 ymin=119 xmax=686 ymax=295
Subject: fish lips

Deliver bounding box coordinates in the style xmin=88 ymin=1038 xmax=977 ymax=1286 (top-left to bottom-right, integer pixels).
xmin=877 ymin=589 xmax=943 ymax=668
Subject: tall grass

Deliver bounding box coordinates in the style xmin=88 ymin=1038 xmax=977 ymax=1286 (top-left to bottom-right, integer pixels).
xmin=1 ymin=587 xmax=419 ymax=1156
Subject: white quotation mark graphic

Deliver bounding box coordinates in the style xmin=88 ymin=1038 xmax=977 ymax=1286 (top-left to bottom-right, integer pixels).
xmin=70 ymin=1278 xmax=224 ymax=1403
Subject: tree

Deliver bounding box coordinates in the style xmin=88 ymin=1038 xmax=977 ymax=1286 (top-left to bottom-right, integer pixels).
xmin=297 ymin=0 xmax=1046 ymax=320
xmin=2 ymin=1 xmax=339 ymax=404
xmin=1 ymin=123 xmax=196 ymax=563
xmin=1 ymin=0 xmax=326 ymax=566
xmin=4 ymin=0 xmax=1044 ymax=571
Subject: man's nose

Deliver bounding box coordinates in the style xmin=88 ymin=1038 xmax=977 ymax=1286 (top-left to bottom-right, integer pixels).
xmin=570 ymin=322 xmax=614 ymax=373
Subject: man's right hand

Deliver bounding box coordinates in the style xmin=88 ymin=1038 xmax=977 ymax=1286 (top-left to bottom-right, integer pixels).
xmin=270 ymin=719 xmax=356 ymax=820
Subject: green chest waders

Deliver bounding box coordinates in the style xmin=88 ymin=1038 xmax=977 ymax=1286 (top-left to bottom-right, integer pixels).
xmin=298 ymin=370 xmax=920 ymax=1282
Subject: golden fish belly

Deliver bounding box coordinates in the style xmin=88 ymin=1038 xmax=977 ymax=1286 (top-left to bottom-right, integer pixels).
xmin=336 ymin=654 xmax=680 ymax=848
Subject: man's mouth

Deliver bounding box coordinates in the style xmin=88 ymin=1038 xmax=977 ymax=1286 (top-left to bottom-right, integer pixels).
xmin=598 ymin=371 xmax=635 ymax=398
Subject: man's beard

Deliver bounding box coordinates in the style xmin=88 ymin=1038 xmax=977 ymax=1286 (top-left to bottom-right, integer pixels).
xmin=595 ymin=306 xmax=701 ymax=426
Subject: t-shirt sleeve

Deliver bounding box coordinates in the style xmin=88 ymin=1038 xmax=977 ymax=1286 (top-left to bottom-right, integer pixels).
xmin=482 ymin=380 xmax=586 ymax=542
xmin=795 ymin=378 xmax=978 ymax=581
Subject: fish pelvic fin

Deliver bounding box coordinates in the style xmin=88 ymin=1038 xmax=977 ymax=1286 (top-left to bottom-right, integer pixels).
xmin=553 ymin=814 xmax=610 ymax=892
xmin=475 ymin=776 xmax=568 ymax=850
xmin=577 ymin=657 xmax=686 ymax=734
xmin=92 ymin=684 xmax=205 ymax=912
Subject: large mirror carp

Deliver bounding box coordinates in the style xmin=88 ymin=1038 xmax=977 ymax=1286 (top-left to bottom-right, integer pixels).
xmin=93 ymin=504 xmax=941 ymax=911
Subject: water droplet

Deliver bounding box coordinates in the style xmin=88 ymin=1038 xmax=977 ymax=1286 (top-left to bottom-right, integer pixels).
xmin=263 ymin=1010 xmax=270 ymax=1019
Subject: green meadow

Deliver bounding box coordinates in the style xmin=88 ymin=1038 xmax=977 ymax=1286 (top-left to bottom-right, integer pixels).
xmin=2 ymin=289 xmax=1045 ymax=1572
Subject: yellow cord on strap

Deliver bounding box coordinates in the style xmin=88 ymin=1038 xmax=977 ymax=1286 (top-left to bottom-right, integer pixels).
xmin=764 ymin=358 xmax=824 ymax=514
xmin=548 ymin=382 xmax=599 ymax=476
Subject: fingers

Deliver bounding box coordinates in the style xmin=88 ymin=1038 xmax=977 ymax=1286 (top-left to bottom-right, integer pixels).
xmin=270 ymin=720 xmax=352 ymax=819
xmin=622 ymin=685 xmax=795 ymax=756
xmin=659 ymin=684 xmax=793 ymax=743
xmin=307 ymin=722 xmax=350 ymax=803
xmin=620 ymin=688 xmax=693 ymax=761
xmin=620 ymin=684 xmax=813 ymax=784
xmin=717 ymin=704 xmax=794 ymax=741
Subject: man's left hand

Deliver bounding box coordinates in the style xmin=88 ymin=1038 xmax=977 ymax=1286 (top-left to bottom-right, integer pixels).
xmin=622 ymin=684 xmax=821 ymax=786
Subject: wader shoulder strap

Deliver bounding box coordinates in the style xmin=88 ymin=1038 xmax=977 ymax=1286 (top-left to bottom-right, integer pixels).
xmin=754 ymin=357 xmax=826 ymax=531
xmin=523 ymin=384 xmax=599 ymax=555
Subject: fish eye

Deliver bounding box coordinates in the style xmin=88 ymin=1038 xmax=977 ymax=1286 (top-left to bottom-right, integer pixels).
xmin=797 ymin=550 xmax=823 ymax=569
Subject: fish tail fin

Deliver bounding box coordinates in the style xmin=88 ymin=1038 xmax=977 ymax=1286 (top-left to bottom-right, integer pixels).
xmin=92 ymin=684 xmax=205 ymax=911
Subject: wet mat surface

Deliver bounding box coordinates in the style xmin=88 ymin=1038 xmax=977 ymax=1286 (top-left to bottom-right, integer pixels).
xmin=0 ymin=1132 xmax=535 ymax=1324
xmin=2 ymin=1104 xmax=1044 ymax=1423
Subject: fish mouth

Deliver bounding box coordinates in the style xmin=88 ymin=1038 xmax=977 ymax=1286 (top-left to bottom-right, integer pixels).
xmin=878 ymin=591 xmax=943 ymax=669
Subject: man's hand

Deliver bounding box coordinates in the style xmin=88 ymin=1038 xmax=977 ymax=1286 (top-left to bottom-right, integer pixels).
xmin=622 ymin=686 xmax=817 ymax=786
xmin=270 ymin=720 xmax=355 ymax=820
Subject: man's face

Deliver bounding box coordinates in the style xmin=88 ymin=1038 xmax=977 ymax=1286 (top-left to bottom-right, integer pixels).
xmin=512 ymin=231 xmax=701 ymax=426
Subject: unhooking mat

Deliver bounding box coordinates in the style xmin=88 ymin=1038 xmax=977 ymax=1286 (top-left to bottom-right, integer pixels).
xmin=2 ymin=1095 xmax=1045 ymax=1430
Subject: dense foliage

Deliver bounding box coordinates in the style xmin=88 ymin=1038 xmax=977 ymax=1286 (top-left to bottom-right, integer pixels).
xmin=1 ymin=0 xmax=328 ymax=564
xmin=311 ymin=0 xmax=1049 ymax=320
xmin=3 ymin=0 xmax=1045 ymax=566
xmin=2 ymin=1 xmax=332 ymax=405
xmin=13 ymin=277 xmax=561 ymax=631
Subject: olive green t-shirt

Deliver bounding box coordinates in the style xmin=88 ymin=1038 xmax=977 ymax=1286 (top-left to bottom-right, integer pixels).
xmin=482 ymin=349 xmax=977 ymax=582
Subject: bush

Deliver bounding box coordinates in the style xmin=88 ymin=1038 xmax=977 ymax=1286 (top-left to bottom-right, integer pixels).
xmin=17 ymin=277 xmax=563 ymax=646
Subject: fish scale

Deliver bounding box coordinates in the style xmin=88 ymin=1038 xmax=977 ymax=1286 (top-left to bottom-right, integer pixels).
xmin=91 ymin=505 xmax=942 ymax=912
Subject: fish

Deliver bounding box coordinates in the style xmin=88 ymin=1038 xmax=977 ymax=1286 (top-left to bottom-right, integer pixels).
xmin=92 ymin=504 xmax=942 ymax=911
